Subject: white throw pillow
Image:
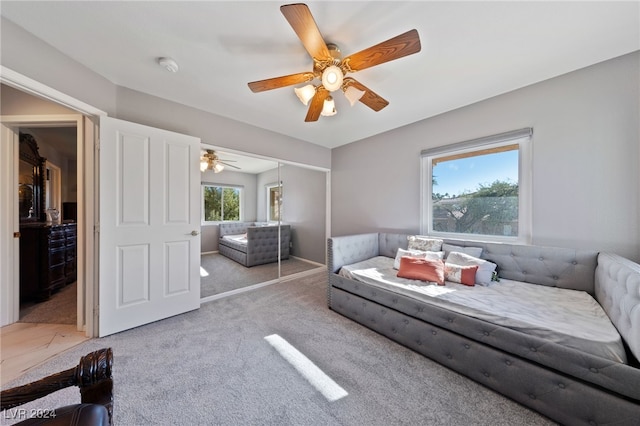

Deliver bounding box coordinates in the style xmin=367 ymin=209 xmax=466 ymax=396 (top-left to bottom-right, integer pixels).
xmin=446 ymin=251 xmax=497 ymax=286
xmin=393 ymin=248 xmax=444 ymax=269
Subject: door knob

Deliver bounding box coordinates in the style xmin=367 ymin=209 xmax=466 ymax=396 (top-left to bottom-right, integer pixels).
xmin=191 ymin=230 xmax=200 ymax=236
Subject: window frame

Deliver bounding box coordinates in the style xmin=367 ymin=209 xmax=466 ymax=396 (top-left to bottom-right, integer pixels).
xmin=420 ymin=128 xmax=532 ymax=244
xmin=266 ymin=182 xmax=282 ymax=223
xmin=201 ymin=183 xmax=243 ymax=224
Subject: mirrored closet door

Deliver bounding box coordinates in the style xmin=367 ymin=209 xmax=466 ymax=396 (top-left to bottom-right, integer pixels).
xmin=199 ymin=149 xmax=328 ymax=300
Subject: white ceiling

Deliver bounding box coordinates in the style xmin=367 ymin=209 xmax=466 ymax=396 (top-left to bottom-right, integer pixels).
xmin=2 ymin=1 xmax=638 ymax=149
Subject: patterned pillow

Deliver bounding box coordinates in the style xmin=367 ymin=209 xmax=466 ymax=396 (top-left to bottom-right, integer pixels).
xmin=446 ymin=251 xmax=497 ymax=286
xmin=444 ymin=263 xmax=479 ymax=286
xmin=407 ymin=235 xmax=444 ymax=252
xmin=397 ymin=256 xmax=445 ymax=285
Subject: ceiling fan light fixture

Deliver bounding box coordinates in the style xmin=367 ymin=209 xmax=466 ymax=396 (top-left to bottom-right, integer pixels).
xmin=344 ymin=85 xmax=366 ymax=106
xmin=294 ymin=84 xmax=316 ymax=105
xmin=321 ymin=65 xmax=343 ymax=92
xmin=200 ymin=159 xmax=209 ymax=172
xmin=213 ymin=162 xmax=225 ymax=173
xmin=320 ymin=96 xmax=337 ymax=117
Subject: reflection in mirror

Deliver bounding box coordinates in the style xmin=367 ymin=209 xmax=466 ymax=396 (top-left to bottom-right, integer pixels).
xmin=199 ymin=151 xmax=280 ymax=298
xmin=199 ymin=150 xmax=327 ymax=300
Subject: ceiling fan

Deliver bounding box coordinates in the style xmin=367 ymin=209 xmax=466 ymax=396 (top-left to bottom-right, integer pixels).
xmin=200 ymin=150 xmax=240 ymax=173
xmin=248 ymin=3 xmax=421 ymax=122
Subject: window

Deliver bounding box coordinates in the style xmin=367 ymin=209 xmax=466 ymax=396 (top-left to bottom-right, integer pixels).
xmin=421 ymin=128 xmax=532 ymax=243
xmin=202 ymin=184 xmax=242 ymax=222
xmin=266 ymin=183 xmax=282 ymax=222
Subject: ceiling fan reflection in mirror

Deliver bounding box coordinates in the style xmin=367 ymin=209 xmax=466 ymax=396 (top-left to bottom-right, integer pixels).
xmin=248 ymin=3 xmax=421 ymax=122
xmin=200 ymin=150 xmax=240 ymax=173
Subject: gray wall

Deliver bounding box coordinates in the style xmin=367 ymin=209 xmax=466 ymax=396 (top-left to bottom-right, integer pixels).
xmin=332 ymin=52 xmax=640 ymax=262
xmin=280 ymin=164 xmax=327 ymax=264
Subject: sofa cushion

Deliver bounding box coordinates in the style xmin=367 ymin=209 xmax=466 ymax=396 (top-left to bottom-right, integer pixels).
xmin=447 ymin=251 xmax=497 ymax=286
xmin=397 ymin=256 xmax=445 ymax=285
xmin=393 ymin=248 xmax=444 ymax=269
xmin=407 ymin=235 xmax=443 ymax=252
xmin=443 ymin=243 xmax=483 ymax=258
xmin=445 ymin=263 xmax=478 ymax=286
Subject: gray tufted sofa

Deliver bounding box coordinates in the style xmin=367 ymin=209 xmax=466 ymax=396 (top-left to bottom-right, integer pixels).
xmin=327 ymin=233 xmax=640 ymax=425
xmin=218 ymin=222 xmax=290 ymax=267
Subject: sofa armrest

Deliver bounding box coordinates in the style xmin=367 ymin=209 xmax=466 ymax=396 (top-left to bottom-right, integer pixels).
xmin=328 ymin=233 xmax=380 ymax=274
xmin=595 ymin=252 xmax=640 ymax=363
xmin=1 ymin=348 xmax=114 ymax=425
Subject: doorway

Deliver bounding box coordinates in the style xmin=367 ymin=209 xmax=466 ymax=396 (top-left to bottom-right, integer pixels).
xmin=16 ymin=126 xmax=78 ymax=325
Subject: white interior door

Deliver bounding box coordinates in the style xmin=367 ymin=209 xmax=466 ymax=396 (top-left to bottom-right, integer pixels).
xmin=99 ymin=116 xmax=200 ymax=337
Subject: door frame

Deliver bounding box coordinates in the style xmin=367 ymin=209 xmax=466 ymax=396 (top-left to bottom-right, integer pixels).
xmin=1 ymin=66 xmax=107 ymax=336
xmin=2 ymin=115 xmax=85 ymax=331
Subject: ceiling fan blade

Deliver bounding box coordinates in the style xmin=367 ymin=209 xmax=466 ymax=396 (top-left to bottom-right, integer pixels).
xmin=305 ymin=87 xmax=329 ymax=122
xmin=343 ymin=78 xmax=389 ymax=112
xmin=248 ymin=72 xmax=315 ymax=92
xmin=343 ymin=29 xmax=421 ymax=72
xmin=280 ymin=3 xmax=331 ymax=61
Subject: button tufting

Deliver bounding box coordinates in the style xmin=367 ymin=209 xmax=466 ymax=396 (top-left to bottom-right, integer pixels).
xmin=539 ymin=257 xmax=544 ymax=261
xmin=558 ymin=383 xmax=566 ymax=389
xmin=529 ymin=394 xmax=536 ymax=400
xmin=448 ymin=318 xmax=454 ymax=323
xmin=464 ymin=344 xmax=470 ymax=349
xmin=483 ymin=372 xmax=490 ymax=377
xmin=447 ymin=354 xmax=452 ymax=359
xmin=432 ymin=330 xmax=437 ymax=335
xmin=505 ymin=360 xmax=512 ymax=366
xmin=416 ymin=340 xmax=422 ymax=346
xmin=403 ymin=319 xmax=409 ymax=325
xmin=589 ymin=367 xmax=599 ymax=373
xmin=572 ymin=261 xmax=578 ymax=265
xmin=530 ymin=347 xmax=537 ymax=352
xmin=589 ymin=421 xmax=597 ymax=426
xmin=552 ymin=275 xmax=559 ymax=280
xmin=483 ymin=331 xmax=490 ymax=336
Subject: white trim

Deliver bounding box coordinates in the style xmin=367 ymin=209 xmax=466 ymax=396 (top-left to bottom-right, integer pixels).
xmin=1 ymin=114 xmax=91 ymax=334
xmin=0 ymin=66 xmax=107 ymax=117
xmin=0 ymin=126 xmax=20 ymax=326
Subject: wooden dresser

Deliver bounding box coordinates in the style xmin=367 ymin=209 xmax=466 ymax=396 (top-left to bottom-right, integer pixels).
xmin=20 ymin=222 xmax=77 ymax=302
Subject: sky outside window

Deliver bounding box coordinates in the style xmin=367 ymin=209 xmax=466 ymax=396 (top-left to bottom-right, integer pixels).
xmin=433 ymin=150 xmax=519 ymax=197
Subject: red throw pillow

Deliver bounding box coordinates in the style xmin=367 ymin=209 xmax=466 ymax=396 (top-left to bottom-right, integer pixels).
xmin=444 ymin=263 xmax=479 ymax=286
xmin=397 ymin=256 xmax=445 ymax=285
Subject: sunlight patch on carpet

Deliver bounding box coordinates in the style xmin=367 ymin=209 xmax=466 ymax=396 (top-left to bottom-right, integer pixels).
xmin=200 ymin=266 xmax=209 ymax=277
xmin=264 ymin=334 xmax=348 ymax=402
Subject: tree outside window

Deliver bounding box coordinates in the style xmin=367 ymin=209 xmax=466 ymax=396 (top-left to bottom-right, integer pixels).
xmin=203 ymin=185 xmax=241 ymax=222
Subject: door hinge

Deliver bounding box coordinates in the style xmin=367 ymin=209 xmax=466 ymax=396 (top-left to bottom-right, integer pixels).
xmin=95 ymin=138 xmax=100 ymax=151
xmin=94 ymin=305 xmax=99 ymax=317
xmin=13 ymin=232 xmax=21 ymax=238
xmin=94 ymin=222 xmax=100 ymax=234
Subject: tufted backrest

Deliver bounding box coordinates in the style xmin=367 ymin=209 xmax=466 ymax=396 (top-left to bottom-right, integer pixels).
xmin=442 ymin=239 xmax=598 ymax=293
xmin=219 ymin=222 xmax=255 ymax=236
xmin=595 ymin=252 xmax=640 ymax=362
